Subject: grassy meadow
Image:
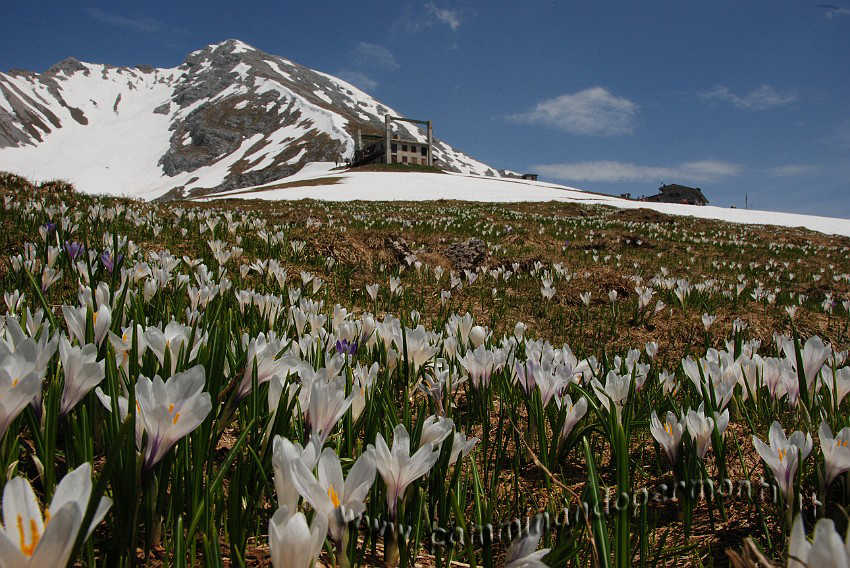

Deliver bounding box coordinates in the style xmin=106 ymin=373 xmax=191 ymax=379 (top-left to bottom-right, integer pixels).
xmin=1 ymin=171 xmax=849 ymax=567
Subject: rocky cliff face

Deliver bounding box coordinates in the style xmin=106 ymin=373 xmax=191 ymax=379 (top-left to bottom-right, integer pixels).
xmin=0 ymin=39 xmax=499 ymax=199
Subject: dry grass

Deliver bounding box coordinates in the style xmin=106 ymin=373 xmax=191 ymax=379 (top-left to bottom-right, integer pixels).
xmin=197 ymin=177 xmax=344 ymax=198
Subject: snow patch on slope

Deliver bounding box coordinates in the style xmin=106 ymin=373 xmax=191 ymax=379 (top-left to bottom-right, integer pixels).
xmin=0 ymin=66 xmax=180 ymax=198
xmin=207 ymin=168 xmax=850 ymax=238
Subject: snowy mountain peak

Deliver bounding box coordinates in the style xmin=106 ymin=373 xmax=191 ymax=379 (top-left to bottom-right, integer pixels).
xmin=190 ymin=39 xmax=257 ymax=58
xmin=46 ymin=57 xmax=90 ymax=77
xmin=0 ymin=41 xmax=498 ymax=200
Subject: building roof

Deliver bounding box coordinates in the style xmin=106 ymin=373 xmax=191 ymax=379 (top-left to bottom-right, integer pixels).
xmin=659 ymin=183 xmax=700 ymax=192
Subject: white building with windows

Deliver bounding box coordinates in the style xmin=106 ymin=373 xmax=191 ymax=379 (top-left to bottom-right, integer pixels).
xmin=352 ymin=115 xmax=433 ymax=167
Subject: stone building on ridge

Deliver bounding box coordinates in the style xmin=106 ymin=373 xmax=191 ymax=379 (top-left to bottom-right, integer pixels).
xmin=352 ymin=115 xmax=433 ymax=167
xmin=644 ymin=184 xmax=709 ymax=206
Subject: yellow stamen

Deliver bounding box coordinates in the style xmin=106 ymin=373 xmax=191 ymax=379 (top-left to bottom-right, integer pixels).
xmin=12 ymin=377 xmax=19 ymax=387
xmin=664 ymin=422 xmax=673 ymax=436
xmin=327 ymin=485 xmax=341 ymax=508
xmin=17 ymin=514 xmax=40 ymax=557
xmin=173 ymin=412 xmax=180 ymax=425
xmin=92 ymin=312 xmax=98 ymax=325
xmin=778 ymin=449 xmax=787 ymax=461
xmin=169 ymin=403 xmax=175 ymax=414
xmin=122 ymin=333 xmax=128 ymax=342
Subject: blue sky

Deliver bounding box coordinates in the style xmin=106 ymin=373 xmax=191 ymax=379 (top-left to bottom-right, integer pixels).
xmin=3 ymin=2 xmax=850 ymax=217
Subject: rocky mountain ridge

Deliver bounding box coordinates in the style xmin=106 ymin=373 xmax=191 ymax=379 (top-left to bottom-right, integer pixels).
xmin=0 ymin=39 xmax=499 ymax=199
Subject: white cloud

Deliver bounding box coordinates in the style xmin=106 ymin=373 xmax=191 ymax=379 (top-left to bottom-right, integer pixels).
xmin=351 ymin=42 xmax=399 ymax=71
xmin=86 ymin=8 xmax=187 ymax=34
xmin=531 ymin=159 xmax=742 ymax=184
xmin=769 ymin=164 xmax=822 ymax=177
xmin=335 ymin=70 xmax=378 ymax=91
xmin=699 ymin=85 xmax=798 ymax=110
xmin=393 ymin=4 xmax=464 ymax=34
xmin=820 ymin=4 xmax=850 ymax=17
xmin=425 ymin=4 xmax=462 ymax=30
xmin=508 ymin=88 xmax=638 ymax=136
xmin=681 ymin=160 xmax=743 ymax=179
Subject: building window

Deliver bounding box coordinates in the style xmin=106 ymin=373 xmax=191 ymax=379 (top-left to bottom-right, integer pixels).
xmin=402 ymin=144 xmax=408 ymax=152
xmin=391 ymin=143 xmax=397 ymax=153
xmin=402 ymin=156 xmax=408 ymax=163
xmin=392 ymin=155 xmax=398 ymax=164
xmin=421 ymin=146 xmax=428 ymax=156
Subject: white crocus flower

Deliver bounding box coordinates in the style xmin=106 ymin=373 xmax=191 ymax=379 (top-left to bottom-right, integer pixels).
xmin=351 ymin=362 xmax=378 ymax=421
xmin=504 ymin=516 xmax=551 ymax=568
xmin=591 ymin=370 xmax=630 ymax=420
xmin=58 ymin=335 xmax=105 ymax=418
xmin=1 ymin=315 xmax=57 ymax=377
xmin=681 ymin=356 xmax=709 ymax=392
xmin=268 ymin=506 xmax=327 ymax=568
xmin=458 ymin=344 xmax=497 ymax=390
xmin=4 ymin=290 xmax=24 ymax=314
xmin=290 ymin=447 xmax=376 ymax=544
xmin=819 ymin=421 xmax=850 ymax=486
xmin=62 ymin=303 xmax=111 ymax=347
xmin=783 ymin=335 xmax=830 ymax=392
xmin=394 ymin=325 xmax=439 ymax=375
xmin=658 ymin=370 xmax=678 ymax=395
xmin=782 ymin=366 xmax=803 ymax=408
xmin=236 ymin=332 xmax=292 ymax=400
xmin=556 ymin=395 xmax=587 ymax=442
xmin=419 ymin=415 xmax=454 ymax=449
xmin=825 ymin=366 xmax=850 ymax=406
xmin=136 ymin=365 xmax=212 ymax=468
xmin=107 ymin=325 xmax=147 ymax=375
xmin=787 ymin=514 xmax=850 ymax=568
xmin=0 ymin=463 xmax=111 ymax=565
xmin=143 ymin=321 xmax=204 ymax=374
xmin=753 ymin=421 xmax=812 ymax=502
xmin=446 ymin=313 xmax=473 ymax=346
xmin=650 ymin=410 xmax=684 ymax=466
xmin=305 ymin=376 xmax=354 ymax=446
xmin=448 ymin=431 xmax=478 ymax=466
xmin=643 ymin=340 xmax=658 ymax=360
xmin=389 ymin=276 xmax=401 ymax=296
xmin=271 ymin=435 xmax=320 ymax=513
xmin=685 ymin=404 xmax=729 ymax=459
xmin=0 ymin=341 xmax=41 ymax=441
xmin=516 ymin=360 xmax=569 ymax=409
xmin=365 ymin=283 xmax=379 ymax=302
xmin=370 ymin=423 xmax=441 ymax=519
xmin=40 ymin=268 xmax=62 ymax=292
xmin=469 ymin=325 xmax=487 ymax=349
